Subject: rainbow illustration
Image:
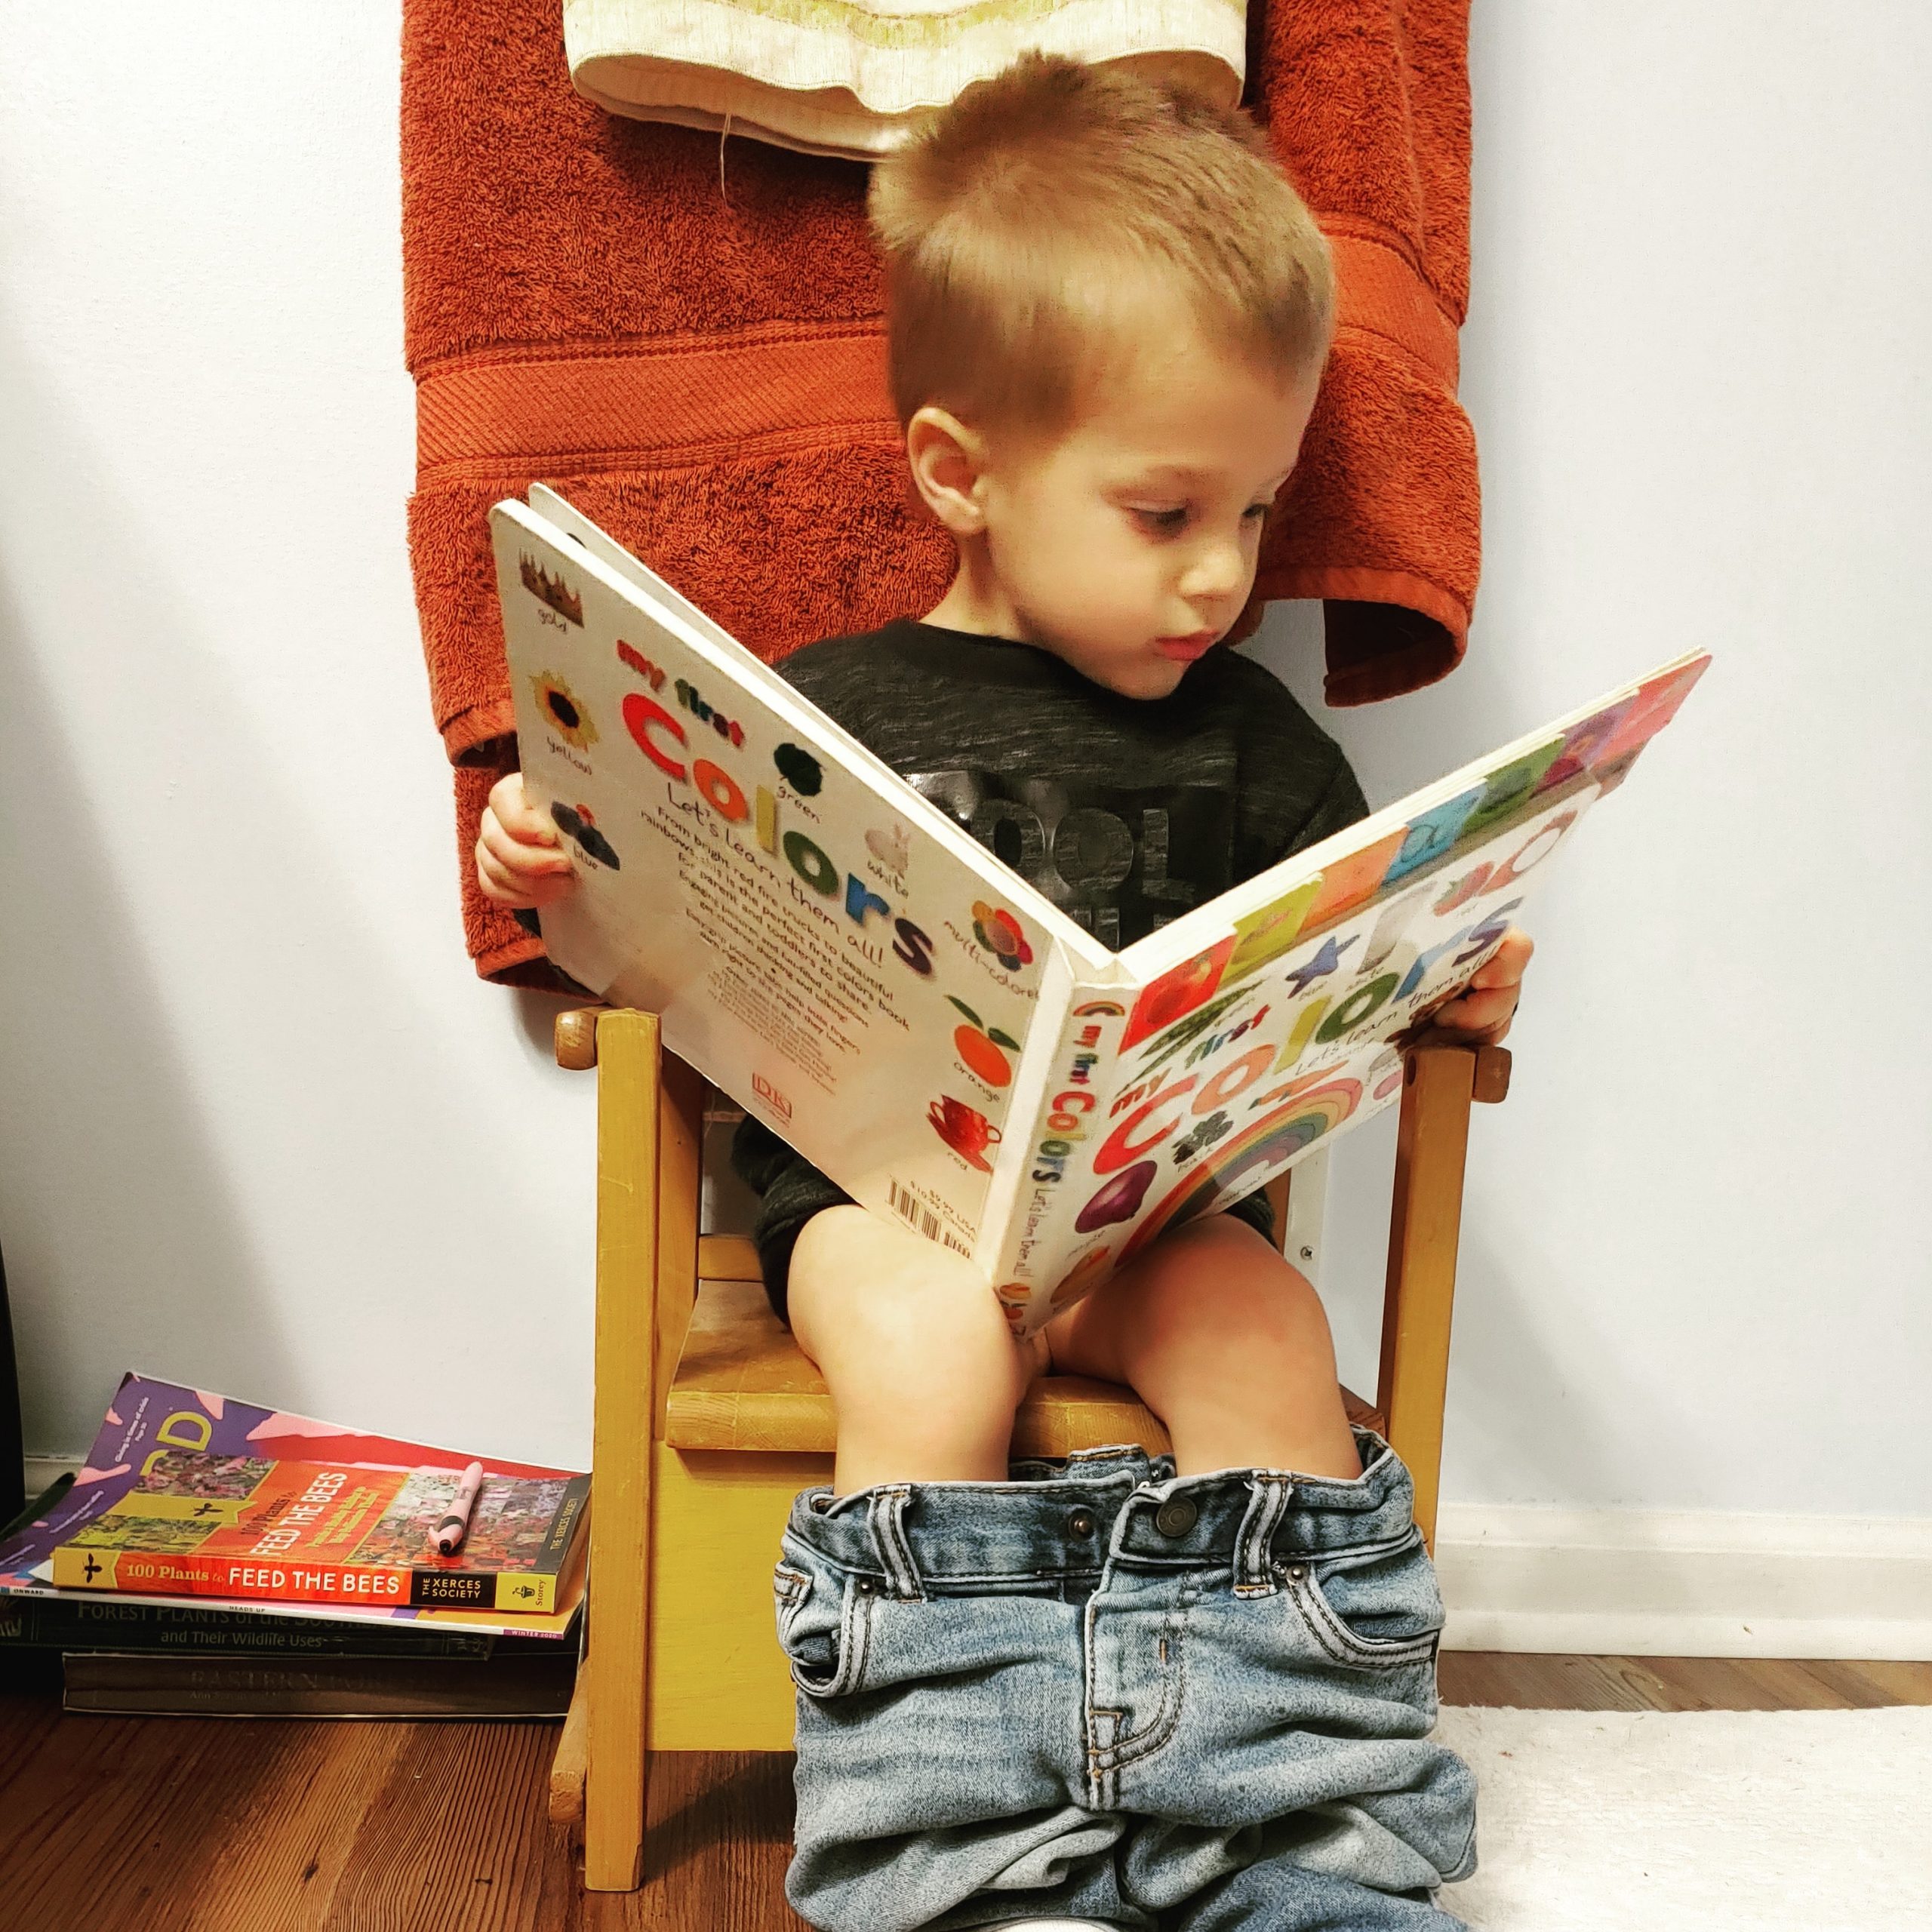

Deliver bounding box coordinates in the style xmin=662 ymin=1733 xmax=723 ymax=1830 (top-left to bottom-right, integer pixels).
xmin=1117 ymin=1075 xmax=1365 ymax=1263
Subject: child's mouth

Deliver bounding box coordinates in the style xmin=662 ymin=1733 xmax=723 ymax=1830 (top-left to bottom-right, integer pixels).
xmin=1155 ymin=631 xmax=1217 ymax=663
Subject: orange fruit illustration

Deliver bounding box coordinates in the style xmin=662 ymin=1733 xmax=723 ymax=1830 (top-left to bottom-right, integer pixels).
xmin=955 ymin=1027 xmax=1011 ymax=1084
xmin=946 ymin=997 xmax=1020 ymax=1088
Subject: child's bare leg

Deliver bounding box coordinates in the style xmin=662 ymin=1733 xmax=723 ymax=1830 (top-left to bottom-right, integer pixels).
xmin=788 ymin=1204 xmax=1047 ymax=1495
xmin=1041 ymin=1215 xmax=1361 ymax=1480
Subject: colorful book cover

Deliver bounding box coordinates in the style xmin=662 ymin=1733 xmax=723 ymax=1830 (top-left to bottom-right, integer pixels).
xmin=1 ymin=1375 xmax=588 ymax=1632
xmin=496 ymin=488 xmax=1709 ymax=1334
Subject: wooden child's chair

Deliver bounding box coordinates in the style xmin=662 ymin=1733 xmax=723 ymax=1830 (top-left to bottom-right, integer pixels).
xmin=547 ymin=1007 xmax=1510 ymax=1891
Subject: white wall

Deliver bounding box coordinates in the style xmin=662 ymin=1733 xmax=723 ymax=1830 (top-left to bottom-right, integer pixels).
xmin=0 ymin=10 xmax=597 ymax=1467
xmin=1251 ymin=2 xmax=1932 ymax=1516
xmin=2 ymin=6 xmax=1927 ymax=1515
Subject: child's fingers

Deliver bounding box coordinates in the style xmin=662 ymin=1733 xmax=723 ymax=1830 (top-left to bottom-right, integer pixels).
xmin=475 ymin=841 xmax=538 ymax=909
xmin=1431 ymin=983 xmax=1518 ymax=1038
xmin=1445 ymin=983 xmax=1516 ymax=1026
xmin=478 ymin=810 xmax=574 ymax=878
xmin=1467 ymin=928 xmax=1534 ymax=990
xmin=475 ymin=836 xmax=576 ymax=907
xmin=487 ymin=772 xmax=561 ymax=845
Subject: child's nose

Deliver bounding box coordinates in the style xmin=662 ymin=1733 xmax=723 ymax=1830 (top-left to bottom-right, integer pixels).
xmin=1179 ymin=534 xmax=1248 ymax=605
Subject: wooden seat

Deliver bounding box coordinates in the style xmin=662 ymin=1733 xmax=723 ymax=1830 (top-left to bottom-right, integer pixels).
xmin=548 ymin=1008 xmax=1509 ymax=1891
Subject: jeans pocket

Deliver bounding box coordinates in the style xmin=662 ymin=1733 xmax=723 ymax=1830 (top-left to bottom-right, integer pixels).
xmin=773 ymin=1556 xmax=872 ymax=1699
xmin=1283 ymin=1531 xmax=1444 ymax=1669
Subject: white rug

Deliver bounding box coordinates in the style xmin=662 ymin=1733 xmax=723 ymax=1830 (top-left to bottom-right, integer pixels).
xmin=1434 ymin=1705 xmax=1932 ymax=1932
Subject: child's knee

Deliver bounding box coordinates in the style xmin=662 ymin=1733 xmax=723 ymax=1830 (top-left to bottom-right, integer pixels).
xmin=1138 ymin=1219 xmax=1335 ymax=1363
xmin=1133 ymin=1223 xmax=1358 ymax=1474
xmin=787 ymin=1205 xmax=1035 ymax=1436
xmin=791 ymin=1207 xmax=1001 ymax=1350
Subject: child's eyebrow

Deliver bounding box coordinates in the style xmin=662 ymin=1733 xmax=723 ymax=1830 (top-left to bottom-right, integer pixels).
xmin=1124 ymin=463 xmax=1218 ymax=487
xmin=1120 ymin=463 xmax=1294 ymax=493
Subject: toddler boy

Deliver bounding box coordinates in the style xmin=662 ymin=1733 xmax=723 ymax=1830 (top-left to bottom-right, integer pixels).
xmin=479 ymin=53 xmax=1527 ymax=1932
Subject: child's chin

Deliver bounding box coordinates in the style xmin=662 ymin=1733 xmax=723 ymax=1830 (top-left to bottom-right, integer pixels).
xmin=1121 ymin=660 xmax=1189 ymax=700
xmin=1066 ymin=643 xmax=1187 ymax=700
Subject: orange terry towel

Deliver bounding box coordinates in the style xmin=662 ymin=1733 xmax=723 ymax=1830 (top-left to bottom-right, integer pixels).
xmin=404 ymin=0 xmax=1478 ymax=987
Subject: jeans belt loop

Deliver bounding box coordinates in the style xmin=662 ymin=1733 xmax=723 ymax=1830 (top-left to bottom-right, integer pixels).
xmin=1235 ymin=1473 xmax=1294 ymax=1595
xmin=867 ymin=1484 xmax=924 ymax=1601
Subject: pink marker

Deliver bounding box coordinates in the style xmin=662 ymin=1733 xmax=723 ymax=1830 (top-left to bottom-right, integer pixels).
xmin=431 ymin=1461 xmax=485 ymax=1557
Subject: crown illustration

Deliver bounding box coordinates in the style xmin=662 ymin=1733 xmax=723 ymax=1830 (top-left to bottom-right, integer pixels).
xmin=518 ymin=554 xmax=584 ymax=626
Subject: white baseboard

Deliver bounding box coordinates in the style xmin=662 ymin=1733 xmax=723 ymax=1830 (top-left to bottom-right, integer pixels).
xmin=1436 ymin=1504 xmax=1932 ymax=1660
xmin=17 ymin=1460 xmax=1930 ymax=1660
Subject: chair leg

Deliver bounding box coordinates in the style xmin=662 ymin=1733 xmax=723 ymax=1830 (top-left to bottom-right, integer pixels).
xmin=1377 ymin=1047 xmax=1477 ymax=1552
xmin=583 ymin=1012 xmax=664 ymax=1891
xmin=549 ymin=1669 xmax=590 ymax=1831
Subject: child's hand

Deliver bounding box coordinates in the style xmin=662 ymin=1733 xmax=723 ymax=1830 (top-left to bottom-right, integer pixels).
xmin=475 ymin=772 xmax=577 ymax=909
xmin=1418 ymin=926 xmax=1533 ymax=1047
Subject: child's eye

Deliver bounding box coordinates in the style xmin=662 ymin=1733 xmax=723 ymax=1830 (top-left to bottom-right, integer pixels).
xmin=1132 ymin=506 xmax=1191 ymax=535
xmin=1243 ymin=502 xmax=1272 ymax=522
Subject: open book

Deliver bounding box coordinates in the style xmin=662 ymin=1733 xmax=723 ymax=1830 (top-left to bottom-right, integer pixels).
xmin=493 ymin=488 xmax=1709 ymax=1334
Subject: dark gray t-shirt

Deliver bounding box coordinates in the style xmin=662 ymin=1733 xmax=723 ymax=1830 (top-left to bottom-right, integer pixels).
xmin=774 ymin=617 xmax=1367 ymax=944
xmin=730 ymin=617 xmax=1370 ymax=1309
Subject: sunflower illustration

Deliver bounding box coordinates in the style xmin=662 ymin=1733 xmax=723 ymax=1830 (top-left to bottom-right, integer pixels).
xmin=531 ymin=671 xmax=598 ymax=752
xmin=971 ymin=901 xmax=1033 ymax=971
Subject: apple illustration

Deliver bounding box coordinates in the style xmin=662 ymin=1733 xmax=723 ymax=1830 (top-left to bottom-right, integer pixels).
xmin=946 ymin=996 xmax=1020 ymax=1088
xmin=1120 ymin=936 xmax=1237 ymax=1051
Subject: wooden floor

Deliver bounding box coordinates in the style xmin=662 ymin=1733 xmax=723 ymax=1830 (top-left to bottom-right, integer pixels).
xmin=3 ymin=1651 xmax=1927 ymax=1931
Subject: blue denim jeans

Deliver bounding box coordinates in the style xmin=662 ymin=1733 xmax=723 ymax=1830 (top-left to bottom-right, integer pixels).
xmin=773 ymin=1432 xmax=1475 ymax=1931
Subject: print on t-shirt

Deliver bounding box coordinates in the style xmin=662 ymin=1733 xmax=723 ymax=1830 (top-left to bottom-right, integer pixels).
xmin=907 ymin=769 xmax=1236 ymax=950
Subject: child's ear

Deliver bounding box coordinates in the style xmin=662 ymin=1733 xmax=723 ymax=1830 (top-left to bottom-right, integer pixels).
xmin=905 ymin=407 xmax=989 ymax=536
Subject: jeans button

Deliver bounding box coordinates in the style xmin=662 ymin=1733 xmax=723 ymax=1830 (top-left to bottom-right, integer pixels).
xmin=1068 ymin=1509 xmax=1095 ymax=1538
xmin=1153 ymin=1497 xmax=1198 ymax=1538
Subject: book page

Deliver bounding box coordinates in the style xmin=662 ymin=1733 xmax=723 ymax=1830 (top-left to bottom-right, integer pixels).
xmin=1118 ymin=651 xmax=1709 ymax=986
xmin=987 ymin=650 xmax=1709 ymax=1329
xmin=493 ymin=498 xmax=1110 ymax=1259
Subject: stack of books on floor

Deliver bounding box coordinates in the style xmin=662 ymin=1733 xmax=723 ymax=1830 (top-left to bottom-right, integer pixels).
xmin=0 ymin=1373 xmax=588 ymax=1718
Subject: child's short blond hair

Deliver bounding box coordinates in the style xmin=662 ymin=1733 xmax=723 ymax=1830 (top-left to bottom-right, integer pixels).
xmin=869 ymin=52 xmax=1334 ymax=438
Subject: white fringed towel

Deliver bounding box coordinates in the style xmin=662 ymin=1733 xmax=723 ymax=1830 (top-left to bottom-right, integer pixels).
xmin=563 ymin=0 xmax=1246 ymax=158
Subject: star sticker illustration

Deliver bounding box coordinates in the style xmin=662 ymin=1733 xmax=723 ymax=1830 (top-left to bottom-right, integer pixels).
xmin=1280 ymin=934 xmax=1357 ymax=998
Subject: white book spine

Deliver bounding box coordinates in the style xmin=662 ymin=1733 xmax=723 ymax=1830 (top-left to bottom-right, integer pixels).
xmin=971 ymin=942 xmax=1078 ymax=1280
xmin=981 ymin=976 xmax=1131 ymax=1336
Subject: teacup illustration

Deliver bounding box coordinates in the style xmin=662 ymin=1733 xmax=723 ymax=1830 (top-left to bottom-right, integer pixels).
xmin=928 ymin=1095 xmax=1002 ymax=1171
